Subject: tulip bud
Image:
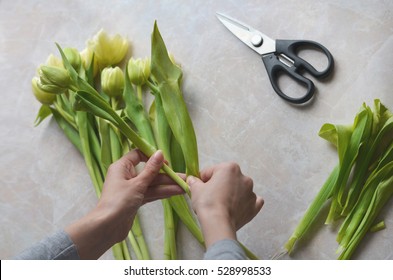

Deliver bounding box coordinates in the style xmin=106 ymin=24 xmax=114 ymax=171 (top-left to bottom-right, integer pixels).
xmin=32 ymin=77 xmax=56 ymax=104
xmin=37 ymin=81 xmax=67 ymax=94
xmin=63 ymin=47 xmax=81 ymax=70
xmin=80 ymin=47 xmax=99 ymax=77
xmin=127 ymin=57 xmax=150 ymax=85
xmin=45 ymin=54 xmax=64 ymax=68
xmin=38 ymin=65 xmax=72 ymax=90
xmin=101 ymin=66 xmax=124 ymax=98
xmin=87 ymin=29 xmax=129 ymax=69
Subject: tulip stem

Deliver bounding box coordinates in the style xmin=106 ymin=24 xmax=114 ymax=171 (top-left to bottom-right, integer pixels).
xmin=137 ymin=86 xmax=143 ymax=102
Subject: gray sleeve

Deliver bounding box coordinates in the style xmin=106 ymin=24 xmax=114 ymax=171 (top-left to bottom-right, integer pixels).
xmin=13 ymin=230 xmax=80 ymax=260
xmin=203 ymin=239 xmax=247 ymax=260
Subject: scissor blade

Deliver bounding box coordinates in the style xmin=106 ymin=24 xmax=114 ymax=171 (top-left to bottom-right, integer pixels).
xmin=216 ymin=12 xmax=275 ymax=55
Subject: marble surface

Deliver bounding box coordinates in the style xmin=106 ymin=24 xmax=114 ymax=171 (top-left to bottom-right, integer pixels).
xmin=1 ymin=0 xmax=393 ymax=260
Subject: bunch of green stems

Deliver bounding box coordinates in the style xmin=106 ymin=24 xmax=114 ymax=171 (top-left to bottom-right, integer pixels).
xmin=35 ymin=61 xmax=150 ymax=259
xmin=33 ymin=23 xmax=257 ymax=259
xmin=285 ymin=100 xmax=393 ymax=259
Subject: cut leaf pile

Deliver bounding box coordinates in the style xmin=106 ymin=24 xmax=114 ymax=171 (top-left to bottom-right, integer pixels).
xmin=285 ymin=99 xmax=393 ymax=259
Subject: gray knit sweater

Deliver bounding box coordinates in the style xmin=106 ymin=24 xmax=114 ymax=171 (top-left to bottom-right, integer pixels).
xmin=14 ymin=230 xmax=246 ymax=260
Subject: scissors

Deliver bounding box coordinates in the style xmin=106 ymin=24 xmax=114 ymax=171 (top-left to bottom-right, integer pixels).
xmin=216 ymin=13 xmax=334 ymax=104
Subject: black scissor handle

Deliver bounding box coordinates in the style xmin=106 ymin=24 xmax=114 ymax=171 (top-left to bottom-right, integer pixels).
xmin=276 ymin=39 xmax=334 ymax=78
xmin=262 ymin=39 xmax=334 ymax=104
xmin=262 ymin=54 xmax=315 ymax=104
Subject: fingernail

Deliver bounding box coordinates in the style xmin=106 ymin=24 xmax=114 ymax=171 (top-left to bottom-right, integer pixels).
xmin=187 ymin=175 xmax=197 ymax=185
xmin=152 ymin=150 xmax=163 ymax=163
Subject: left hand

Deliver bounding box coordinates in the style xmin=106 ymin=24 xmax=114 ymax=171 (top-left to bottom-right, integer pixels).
xmin=66 ymin=149 xmax=184 ymax=259
xmin=97 ymin=149 xmax=184 ymax=242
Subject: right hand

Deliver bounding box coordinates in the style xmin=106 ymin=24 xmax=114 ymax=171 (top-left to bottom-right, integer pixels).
xmin=187 ymin=162 xmax=264 ymax=248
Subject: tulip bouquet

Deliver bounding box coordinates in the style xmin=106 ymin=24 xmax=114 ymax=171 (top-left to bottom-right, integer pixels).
xmin=32 ymin=22 xmax=257 ymax=260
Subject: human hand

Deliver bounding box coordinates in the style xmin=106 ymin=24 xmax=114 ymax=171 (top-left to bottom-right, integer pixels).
xmin=187 ymin=162 xmax=264 ymax=248
xmin=66 ymin=149 xmax=184 ymax=259
xmin=96 ymin=149 xmax=184 ymax=241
